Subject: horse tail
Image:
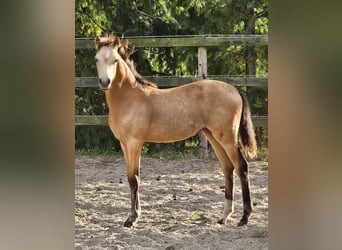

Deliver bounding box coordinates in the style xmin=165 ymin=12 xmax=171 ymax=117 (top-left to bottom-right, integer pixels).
xmin=238 ymin=92 xmax=258 ymax=158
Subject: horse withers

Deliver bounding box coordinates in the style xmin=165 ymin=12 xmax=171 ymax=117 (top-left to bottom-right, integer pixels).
xmin=94 ymin=34 xmax=257 ymax=228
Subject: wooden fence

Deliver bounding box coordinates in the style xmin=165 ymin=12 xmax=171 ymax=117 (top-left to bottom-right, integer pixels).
xmin=75 ymin=35 xmax=268 ymax=156
xmin=75 ymin=35 xmax=268 ymax=126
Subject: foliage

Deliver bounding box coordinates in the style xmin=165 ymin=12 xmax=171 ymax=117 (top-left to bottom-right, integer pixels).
xmin=75 ymin=0 xmax=268 ymax=157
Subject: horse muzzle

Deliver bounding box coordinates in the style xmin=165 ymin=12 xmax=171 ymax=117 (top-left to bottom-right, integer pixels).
xmin=98 ymin=78 xmax=111 ymax=91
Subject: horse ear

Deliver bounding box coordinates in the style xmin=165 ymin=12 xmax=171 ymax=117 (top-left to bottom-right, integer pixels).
xmin=108 ymin=34 xmax=120 ymax=47
xmin=94 ymin=36 xmax=101 ymax=49
xmin=114 ymin=36 xmax=121 ymax=46
xmin=119 ymin=43 xmax=131 ymax=58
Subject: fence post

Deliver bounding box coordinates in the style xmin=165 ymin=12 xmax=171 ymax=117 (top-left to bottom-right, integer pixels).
xmin=198 ymin=47 xmax=208 ymax=159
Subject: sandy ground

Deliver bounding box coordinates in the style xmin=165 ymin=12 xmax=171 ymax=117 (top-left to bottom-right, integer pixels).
xmin=75 ymin=155 xmax=268 ymax=249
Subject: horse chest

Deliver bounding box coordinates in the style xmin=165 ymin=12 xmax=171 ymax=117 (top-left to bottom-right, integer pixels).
xmin=107 ymin=123 xmax=118 ymax=140
xmin=107 ymin=114 xmax=124 ymax=141
xmin=108 ymin=111 xmax=144 ymax=142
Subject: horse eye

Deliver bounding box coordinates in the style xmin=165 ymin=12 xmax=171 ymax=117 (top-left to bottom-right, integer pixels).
xmin=113 ymin=59 xmax=118 ymax=64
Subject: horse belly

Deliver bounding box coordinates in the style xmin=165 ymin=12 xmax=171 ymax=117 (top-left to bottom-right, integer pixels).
xmin=146 ymin=118 xmax=203 ymax=143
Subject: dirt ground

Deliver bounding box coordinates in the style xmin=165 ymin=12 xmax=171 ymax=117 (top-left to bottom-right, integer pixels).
xmin=75 ymin=155 xmax=268 ymax=249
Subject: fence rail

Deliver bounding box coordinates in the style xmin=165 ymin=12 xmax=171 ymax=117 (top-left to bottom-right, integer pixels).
xmin=76 ymin=34 xmax=268 ymax=49
xmin=75 ymin=76 xmax=267 ymax=88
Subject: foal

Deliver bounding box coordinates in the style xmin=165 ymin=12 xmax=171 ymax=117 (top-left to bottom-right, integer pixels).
xmin=94 ymin=34 xmax=257 ymax=227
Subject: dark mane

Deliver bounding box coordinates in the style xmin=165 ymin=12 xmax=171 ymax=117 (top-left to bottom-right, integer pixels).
xmin=95 ymin=34 xmax=158 ymax=89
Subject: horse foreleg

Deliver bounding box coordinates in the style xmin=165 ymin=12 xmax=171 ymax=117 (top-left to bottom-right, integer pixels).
xmin=125 ymin=174 xmax=141 ymax=227
xmin=121 ymin=142 xmax=143 ymax=228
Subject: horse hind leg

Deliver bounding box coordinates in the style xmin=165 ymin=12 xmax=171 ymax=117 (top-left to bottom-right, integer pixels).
xmin=202 ymin=129 xmax=235 ymax=225
xmin=224 ymin=143 xmax=253 ymax=226
xmin=236 ymin=148 xmax=253 ymax=226
xmin=219 ymin=165 xmax=235 ymax=225
xmin=209 ymin=127 xmax=253 ymax=226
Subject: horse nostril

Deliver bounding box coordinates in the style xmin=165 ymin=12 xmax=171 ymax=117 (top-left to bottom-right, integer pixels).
xmin=99 ymin=78 xmax=102 ymax=84
xmin=107 ymin=79 xmax=110 ymax=84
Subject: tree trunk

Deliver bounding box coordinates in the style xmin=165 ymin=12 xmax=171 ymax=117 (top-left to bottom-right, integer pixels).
xmin=246 ymin=45 xmax=257 ymax=75
xmin=244 ymin=4 xmax=257 ymax=76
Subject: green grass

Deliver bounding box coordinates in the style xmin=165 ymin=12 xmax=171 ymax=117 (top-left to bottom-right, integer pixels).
xmin=76 ymin=145 xmax=268 ymax=162
xmin=75 ymin=148 xmax=123 ymax=157
xmin=76 ymin=138 xmax=268 ymax=162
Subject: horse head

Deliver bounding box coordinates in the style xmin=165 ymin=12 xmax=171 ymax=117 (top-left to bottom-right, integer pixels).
xmin=94 ymin=35 xmax=123 ymax=90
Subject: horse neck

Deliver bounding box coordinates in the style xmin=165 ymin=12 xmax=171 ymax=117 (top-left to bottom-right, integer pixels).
xmin=106 ymin=61 xmax=141 ymax=108
xmin=117 ymin=59 xmax=136 ymax=88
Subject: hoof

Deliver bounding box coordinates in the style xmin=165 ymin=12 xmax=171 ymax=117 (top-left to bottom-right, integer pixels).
xmin=124 ymin=220 xmax=134 ymax=228
xmin=237 ymin=220 xmax=247 ymax=226
xmin=124 ymin=216 xmax=139 ymax=228
xmin=217 ymin=218 xmax=226 ymax=225
xmin=237 ymin=215 xmax=249 ymax=226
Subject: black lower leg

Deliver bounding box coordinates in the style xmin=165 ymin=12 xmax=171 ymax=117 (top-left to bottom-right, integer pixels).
xmin=237 ymin=150 xmax=252 ymax=226
xmin=124 ymin=175 xmax=141 ymax=227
